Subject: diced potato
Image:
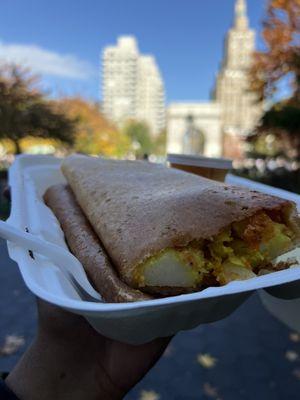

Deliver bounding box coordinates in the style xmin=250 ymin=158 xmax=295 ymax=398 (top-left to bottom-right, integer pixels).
xmin=259 ymin=223 xmax=292 ymax=260
xmin=218 ymin=258 xmax=256 ymax=285
xmin=141 ymin=249 xmax=205 ymax=288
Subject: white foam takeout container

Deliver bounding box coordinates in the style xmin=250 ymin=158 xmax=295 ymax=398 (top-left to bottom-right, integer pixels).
xmin=6 ymin=155 xmax=300 ymax=344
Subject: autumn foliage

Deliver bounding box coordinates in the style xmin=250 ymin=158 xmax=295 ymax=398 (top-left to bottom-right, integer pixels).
xmin=0 ymin=64 xmax=166 ymax=158
xmin=249 ymin=0 xmax=300 ymax=157
xmin=250 ymin=0 xmax=300 ymax=102
xmin=0 ymin=65 xmax=75 ymax=154
xmin=57 ymin=97 xmax=130 ymax=157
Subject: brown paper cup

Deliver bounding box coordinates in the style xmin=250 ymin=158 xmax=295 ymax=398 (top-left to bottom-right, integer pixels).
xmin=167 ymin=154 xmax=232 ymax=182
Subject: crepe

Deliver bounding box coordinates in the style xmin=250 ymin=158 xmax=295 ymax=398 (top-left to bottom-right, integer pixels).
xmin=59 ymin=154 xmax=300 ymax=295
xmin=44 ymin=183 xmax=152 ymax=302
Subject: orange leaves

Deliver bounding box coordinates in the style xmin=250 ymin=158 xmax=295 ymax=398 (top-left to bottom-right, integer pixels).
xmin=250 ymin=0 xmax=300 ymax=102
xmin=248 ymin=0 xmax=300 ymax=157
xmin=58 ymin=97 xmax=130 ymax=157
xmin=271 ymin=0 xmax=300 ymax=12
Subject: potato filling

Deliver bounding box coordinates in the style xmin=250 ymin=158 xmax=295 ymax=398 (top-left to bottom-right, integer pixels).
xmin=134 ymin=211 xmax=294 ymax=289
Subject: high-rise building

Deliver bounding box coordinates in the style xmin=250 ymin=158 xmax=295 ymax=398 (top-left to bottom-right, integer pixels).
xmin=167 ymin=0 xmax=262 ymax=159
xmin=102 ymin=36 xmax=165 ymax=136
xmin=214 ymin=0 xmax=262 ymax=156
xmin=102 ymin=36 xmax=138 ymax=123
xmin=136 ymin=55 xmax=165 ymax=136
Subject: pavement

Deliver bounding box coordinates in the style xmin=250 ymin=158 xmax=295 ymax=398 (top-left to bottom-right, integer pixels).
xmin=1 ymin=239 xmax=300 ymax=399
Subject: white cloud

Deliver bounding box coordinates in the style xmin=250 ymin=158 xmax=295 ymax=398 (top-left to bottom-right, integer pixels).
xmin=0 ymin=41 xmax=95 ymax=80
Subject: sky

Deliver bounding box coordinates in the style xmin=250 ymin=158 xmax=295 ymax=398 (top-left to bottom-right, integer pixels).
xmin=0 ymin=0 xmax=267 ymax=103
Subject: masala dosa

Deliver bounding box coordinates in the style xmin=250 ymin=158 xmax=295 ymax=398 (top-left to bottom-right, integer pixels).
xmin=56 ymin=154 xmax=300 ymax=295
xmin=44 ymin=183 xmax=152 ymax=302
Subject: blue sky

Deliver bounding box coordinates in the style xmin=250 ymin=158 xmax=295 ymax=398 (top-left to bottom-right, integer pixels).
xmin=0 ymin=0 xmax=266 ymax=103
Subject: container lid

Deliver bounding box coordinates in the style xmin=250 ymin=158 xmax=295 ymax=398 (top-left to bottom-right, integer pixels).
xmin=167 ymin=153 xmax=232 ymax=170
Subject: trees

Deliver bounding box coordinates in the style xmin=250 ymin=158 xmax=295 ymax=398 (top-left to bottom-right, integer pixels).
xmin=0 ymin=65 xmax=75 ymax=154
xmin=250 ymin=0 xmax=300 ymax=102
xmin=152 ymin=129 xmax=167 ymax=156
xmin=0 ymin=64 xmax=163 ymax=158
xmin=59 ymin=97 xmax=130 ymax=157
xmin=249 ymin=0 xmax=300 ymax=157
xmin=122 ymin=120 xmax=153 ymax=158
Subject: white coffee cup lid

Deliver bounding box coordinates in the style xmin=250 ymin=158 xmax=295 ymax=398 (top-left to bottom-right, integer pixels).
xmin=167 ymin=153 xmax=232 ymax=170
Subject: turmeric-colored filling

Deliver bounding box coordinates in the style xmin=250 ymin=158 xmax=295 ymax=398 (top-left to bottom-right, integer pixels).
xmin=134 ymin=210 xmax=294 ymax=289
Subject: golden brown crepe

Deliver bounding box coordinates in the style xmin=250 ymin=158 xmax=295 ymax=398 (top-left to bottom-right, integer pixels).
xmin=44 ymin=184 xmax=152 ymax=302
xmin=57 ymin=154 xmax=300 ymax=296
